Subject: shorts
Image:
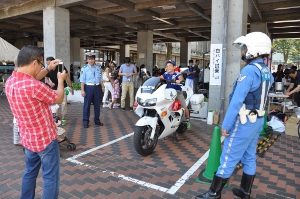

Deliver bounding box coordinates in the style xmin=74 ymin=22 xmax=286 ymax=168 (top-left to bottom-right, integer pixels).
xmin=176 ymin=91 xmax=186 ymax=108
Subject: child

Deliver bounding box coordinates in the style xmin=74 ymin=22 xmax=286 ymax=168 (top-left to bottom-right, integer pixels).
xmin=50 ymin=104 xmax=65 ymax=142
xmin=13 ymin=117 xmax=21 ymax=146
xmin=109 ymin=76 xmax=120 ymax=109
xmin=159 ymin=60 xmax=191 ymax=130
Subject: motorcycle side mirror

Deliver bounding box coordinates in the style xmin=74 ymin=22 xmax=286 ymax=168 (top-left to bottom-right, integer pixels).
xmin=180 ymin=67 xmax=189 ymax=74
xmin=141 ymin=68 xmax=149 ymax=76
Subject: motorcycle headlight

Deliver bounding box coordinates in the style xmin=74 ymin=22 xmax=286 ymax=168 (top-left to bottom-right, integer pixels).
xmin=147 ymin=98 xmax=157 ymax=106
xmin=137 ymin=97 xmax=157 ymax=107
xmin=137 ymin=97 xmax=143 ymax=105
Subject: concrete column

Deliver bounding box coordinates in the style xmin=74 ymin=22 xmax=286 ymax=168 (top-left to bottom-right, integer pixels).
xmin=250 ymin=22 xmax=268 ymax=33
xmin=43 ymin=6 xmax=70 ymax=71
xmin=180 ymin=41 xmax=191 ymax=67
xmin=137 ymin=30 xmax=153 ymax=74
xmin=70 ymin=37 xmax=81 ymax=67
xmin=209 ymin=0 xmax=248 ymax=115
xmin=80 ymin=48 xmax=85 ymax=67
xmin=114 ymin=51 xmax=119 ymax=65
xmin=198 ymin=41 xmax=210 ymax=54
xmin=119 ymin=44 xmax=130 ymax=65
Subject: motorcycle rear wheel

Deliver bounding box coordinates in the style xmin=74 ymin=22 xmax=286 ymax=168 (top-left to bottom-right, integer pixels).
xmin=134 ymin=126 xmax=158 ymax=156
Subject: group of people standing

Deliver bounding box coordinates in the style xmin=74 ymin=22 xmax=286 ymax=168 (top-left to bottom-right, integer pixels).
xmin=273 ymin=64 xmax=300 ymax=106
xmin=5 ymin=31 xmax=277 ymax=199
xmin=79 ymin=54 xmax=137 ymax=128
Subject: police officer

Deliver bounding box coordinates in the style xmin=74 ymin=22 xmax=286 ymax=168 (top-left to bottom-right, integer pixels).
xmin=195 ymin=32 xmax=274 ymax=199
xmin=80 ymin=53 xmax=105 ymax=128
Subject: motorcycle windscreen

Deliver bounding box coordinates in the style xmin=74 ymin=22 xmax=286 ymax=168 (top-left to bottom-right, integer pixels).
xmin=141 ymin=77 xmax=161 ymax=93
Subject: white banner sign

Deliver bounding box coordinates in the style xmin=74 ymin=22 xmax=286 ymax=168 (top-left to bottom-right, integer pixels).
xmin=210 ymin=44 xmax=223 ymax=86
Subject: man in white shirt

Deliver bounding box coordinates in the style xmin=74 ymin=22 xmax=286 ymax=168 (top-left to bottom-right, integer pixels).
xmin=204 ymin=63 xmax=210 ymax=97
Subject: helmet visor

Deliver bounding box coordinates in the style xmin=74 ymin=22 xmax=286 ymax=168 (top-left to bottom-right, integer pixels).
xmin=233 ymin=35 xmax=247 ymax=49
xmin=233 ymin=42 xmax=245 ymax=49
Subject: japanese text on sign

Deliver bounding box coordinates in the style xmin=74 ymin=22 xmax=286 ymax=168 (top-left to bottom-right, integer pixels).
xmin=210 ymin=44 xmax=223 ymax=85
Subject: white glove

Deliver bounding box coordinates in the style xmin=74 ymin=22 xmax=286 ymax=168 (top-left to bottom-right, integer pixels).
xmin=239 ymin=104 xmax=249 ymax=124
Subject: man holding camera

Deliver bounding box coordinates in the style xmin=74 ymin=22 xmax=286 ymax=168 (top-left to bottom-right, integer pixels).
xmin=45 ymin=57 xmax=74 ymax=126
xmin=6 ymin=45 xmax=67 ymax=198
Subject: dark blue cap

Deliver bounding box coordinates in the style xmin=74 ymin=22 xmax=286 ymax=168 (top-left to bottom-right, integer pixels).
xmin=166 ymin=60 xmax=176 ymax=66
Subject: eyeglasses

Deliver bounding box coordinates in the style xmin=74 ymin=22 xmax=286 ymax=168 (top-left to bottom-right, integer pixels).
xmin=36 ymin=60 xmax=45 ymax=69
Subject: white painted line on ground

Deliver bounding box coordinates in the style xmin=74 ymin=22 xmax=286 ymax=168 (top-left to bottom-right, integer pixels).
xmin=66 ymin=132 xmax=134 ymax=164
xmin=167 ymin=136 xmax=225 ymax=194
xmin=66 ymin=130 xmax=225 ymax=195
xmin=117 ymin=174 xmax=169 ymax=192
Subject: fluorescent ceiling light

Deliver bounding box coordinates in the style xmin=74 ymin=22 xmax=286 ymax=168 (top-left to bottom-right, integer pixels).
xmin=158 ymin=5 xmax=176 ymax=10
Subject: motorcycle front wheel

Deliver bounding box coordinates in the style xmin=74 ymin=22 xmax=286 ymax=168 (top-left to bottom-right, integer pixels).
xmin=134 ymin=126 xmax=158 ymax=156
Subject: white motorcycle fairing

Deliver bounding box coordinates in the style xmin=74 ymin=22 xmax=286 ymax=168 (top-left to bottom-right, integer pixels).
xmin=135 ymin=83 xmax=188 ymax=139
xmin=181 ymin=85 xmax=193 ymax=107
xmin=135 ymin=116 xmax=158 ymax=139
xmin=133 ymin=76 xmax=196 ymax=156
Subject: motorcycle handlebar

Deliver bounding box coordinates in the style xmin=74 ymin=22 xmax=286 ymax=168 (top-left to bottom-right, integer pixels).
xmin=162 ymin=79 xmax=183 ymax=86
xmin=165 ymin=79 xmax=176 ymax=84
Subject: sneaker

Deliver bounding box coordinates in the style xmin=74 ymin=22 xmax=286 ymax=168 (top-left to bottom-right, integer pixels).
xmin=108 ymin=103 xmax=112 ymax=109
xmin=61 ymin=120 xmax=67 ymax=126
xmin=186 ymin=121 xmax=191 ymax=130
xmin=121 ymin=107 xmax=126 ymax=112
xmin=115 ymin=103 xmax=120 ymax=107
xmin=113 ymin=105 xmax=119 ymax=108
xmin=129 ymin=107 xmax=134 ymax=111
xmin=102 ymin=104 xmax=108 ymax=108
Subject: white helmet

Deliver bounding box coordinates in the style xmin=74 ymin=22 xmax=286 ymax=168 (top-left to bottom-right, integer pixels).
xmin=233 ymin=32 xmax=271 ymax=60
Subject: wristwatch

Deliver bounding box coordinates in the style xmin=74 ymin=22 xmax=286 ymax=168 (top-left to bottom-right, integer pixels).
xmin=45 ymin=65 xmax=50 ymax=72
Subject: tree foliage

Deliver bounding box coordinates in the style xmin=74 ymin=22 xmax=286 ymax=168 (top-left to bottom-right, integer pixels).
xmin=273 ymin=39 xmax=300 ymax=62
xmin=290 ymin=40 xmax=300 ymax=61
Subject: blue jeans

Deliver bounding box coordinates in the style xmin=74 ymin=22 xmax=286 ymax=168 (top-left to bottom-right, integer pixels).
xmin=21 ymin=140 xmax=60 ymax=199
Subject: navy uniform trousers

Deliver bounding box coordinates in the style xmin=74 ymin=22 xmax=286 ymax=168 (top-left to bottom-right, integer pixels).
xmin=83 ymin=85 xmax=101 ymax=125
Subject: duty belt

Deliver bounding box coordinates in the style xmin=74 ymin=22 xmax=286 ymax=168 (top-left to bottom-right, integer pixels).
xmin=86 ymin=83 xmax=99 ymax=86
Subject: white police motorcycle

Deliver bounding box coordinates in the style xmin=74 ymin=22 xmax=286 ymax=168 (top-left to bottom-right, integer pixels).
xmin=133 ymin=69 xmax=204 ymax=156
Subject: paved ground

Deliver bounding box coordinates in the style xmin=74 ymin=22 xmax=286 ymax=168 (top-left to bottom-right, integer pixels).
xmin=0 ymin=95 xmax=299 ymax=199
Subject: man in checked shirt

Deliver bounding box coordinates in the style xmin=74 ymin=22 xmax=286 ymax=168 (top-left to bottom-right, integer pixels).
xmin=5 ymin=46 xmax=67 ymax=199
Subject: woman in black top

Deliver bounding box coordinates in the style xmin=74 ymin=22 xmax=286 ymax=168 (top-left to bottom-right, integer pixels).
xmin=274 ymin=64 xmax=284 ymax=82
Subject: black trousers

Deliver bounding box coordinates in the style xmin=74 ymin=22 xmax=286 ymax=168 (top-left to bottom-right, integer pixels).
xmin=294 ymin=92 xmax=300 ymax=106
xmin=204 ymin=82 xmax=209 ymax=91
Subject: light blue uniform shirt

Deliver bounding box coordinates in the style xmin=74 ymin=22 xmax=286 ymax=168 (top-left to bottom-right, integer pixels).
xmin=120 ymin=64 xmax=136 ymax=82
xmin=222 ymin=58 xmax=274 ymax=131
xmin=80 ymin=64 xmax=103 ymax=84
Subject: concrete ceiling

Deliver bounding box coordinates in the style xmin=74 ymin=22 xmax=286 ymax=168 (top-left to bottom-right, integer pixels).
xmin=0 ymin=0 xmax=299 ymax=49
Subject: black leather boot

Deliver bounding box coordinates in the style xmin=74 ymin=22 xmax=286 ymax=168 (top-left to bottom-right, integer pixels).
xmin=195 ymin=174 xmax=228 ymax=199
xmin=232 ymin=172 xmax=255 ymax=199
